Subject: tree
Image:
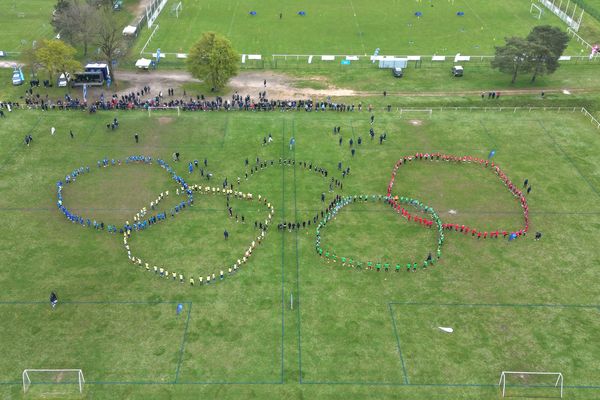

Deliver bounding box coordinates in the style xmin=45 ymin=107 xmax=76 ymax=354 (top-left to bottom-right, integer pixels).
xmin=51 ymin=0 xmax=99 ymax=56
xmin=491 ymin=37 xmax=533 ymax=83
xmin=187 ymin=32 xmax=239 ymax=90
xmin=95 ymin=8 xmax=125 ymax=79
xmin=20 ymin=42 xmax=43 ymax=78
xmin=35 ymin=39 xmax=82 ymax=82
xmin=527 ymin=25 xmax=569 ymax=82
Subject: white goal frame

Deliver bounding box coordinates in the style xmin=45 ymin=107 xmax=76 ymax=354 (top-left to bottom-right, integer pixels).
xmin=23 ymin=369 xmax=85 ymax=394
xmin=398 ymin=108 xmax=433 ymax=119
xmin=171 ymin=1 xmax=183 ymax=18
xmin=499 ymin=371 xmax=563 ymax=398
xmin=148 ymin=106 xmax=181 ymax=117
xmin=530 ymin=3 xmax=544 ymax=19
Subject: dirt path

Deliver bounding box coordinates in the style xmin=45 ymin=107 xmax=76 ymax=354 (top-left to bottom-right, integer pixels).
xmin=111 ymin=69 xmax=594 ymax=99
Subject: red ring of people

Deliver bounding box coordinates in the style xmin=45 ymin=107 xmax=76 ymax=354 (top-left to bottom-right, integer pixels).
xmin=387 ymin=153 xmax=529 ymax=240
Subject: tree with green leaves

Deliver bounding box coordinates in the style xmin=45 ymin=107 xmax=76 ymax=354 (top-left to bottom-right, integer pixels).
xmin=527 ymin=25 xmax=569 ymax=82
xmin=34 ymin=39 xmax=82 ymax=82
xmin=491 ymin=37 xmax=533 ymax=84
xmin=187 ymin=32 xmax=239 ymax=91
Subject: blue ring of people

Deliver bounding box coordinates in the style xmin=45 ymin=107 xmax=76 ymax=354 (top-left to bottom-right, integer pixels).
xmin=56 ymin=155 xmax=194 ymax=233
xmin=315 ymin=194 xmax=444 ymax=272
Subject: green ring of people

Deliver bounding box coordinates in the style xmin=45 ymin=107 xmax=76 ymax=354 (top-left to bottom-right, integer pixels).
xmin=315 ymin=194 xmax=444 ymax=272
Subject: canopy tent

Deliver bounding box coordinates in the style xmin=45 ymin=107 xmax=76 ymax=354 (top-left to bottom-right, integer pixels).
xmin=135 ymin=58 xmax=152 ymax=69
xmin=122 ymin=25 xmax=137 ymax=36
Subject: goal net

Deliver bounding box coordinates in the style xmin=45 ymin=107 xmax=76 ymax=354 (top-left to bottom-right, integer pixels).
xmin=147 ymin=106 xmax=181 ymax=117
xmin=499 ymin=371 xmax=563 ymax=398
xmin=398 ymin=108 xmax=433 ymax=119
xmin=530 ymin=3 xmax=544 ymax=19
xmin=170 ymin=1 xmax=183 ymax=18
xmin=23 ymin=369 xmax=85 ymax=394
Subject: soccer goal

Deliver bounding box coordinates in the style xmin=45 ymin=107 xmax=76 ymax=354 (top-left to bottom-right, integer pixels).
xmin=530 ymin=3 xmax=544 ymax=19
xmin=23 ymin=369 xmax=85 ymax=394
xmin=170 ymin=1 xmax=183 ymax=18
xmin=148 ymin=106 xmax=181 ymax=117
xmin=499 ymin=371 xmax=563 ymax=398
xmin=398 ymin=108 xmax=433 ymax=119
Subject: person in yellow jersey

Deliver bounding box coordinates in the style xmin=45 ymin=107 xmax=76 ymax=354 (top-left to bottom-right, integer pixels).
xmin=190 ymin=277 xmax=195 ymax=286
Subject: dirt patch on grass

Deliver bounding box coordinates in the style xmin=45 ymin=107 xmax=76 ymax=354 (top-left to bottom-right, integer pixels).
xmin=158 ymin=117 xmax=174 ymax=125
xmin=409 ymin=119 xmax=424 ymax=126
xmin=228 ymin=71 xmax=358 ymax=98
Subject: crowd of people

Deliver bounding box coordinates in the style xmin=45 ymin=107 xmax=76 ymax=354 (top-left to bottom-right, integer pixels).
xmin=315 ymin=194 xmax=444 ymax=272
xmin=56 ymin=155 xmax=194 ymax=235
xmin=386 ymin=152 xmax=530 ymax=239
xmin=124 ymin=183 xmax=275 ymax=287
xmin=1 ymin=87 xmax=384 ymax=115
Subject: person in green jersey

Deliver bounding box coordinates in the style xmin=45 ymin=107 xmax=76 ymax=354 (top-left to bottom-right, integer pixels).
xmin=384 ymin=263 xmax=390 ymax=271
xmin=395 ymin=264 xmax=401 ymax=272
xmin=376 ymin=263 xmax=382 ymax=271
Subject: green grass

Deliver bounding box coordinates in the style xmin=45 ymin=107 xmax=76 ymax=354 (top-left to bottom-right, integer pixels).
xmin=132 ymin=0 xmax=589 ymax=57
xmin=1 ymin=108 xmax=600 ymax=399
xmin=0 ymin=0 xmax=136 ymax=62
xmin=0 ymin=0 xmax=55 ymax=55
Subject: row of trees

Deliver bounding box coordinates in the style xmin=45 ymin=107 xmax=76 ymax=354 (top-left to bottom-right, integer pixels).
xmin=491 ymin=25 xmax=570 ymax=83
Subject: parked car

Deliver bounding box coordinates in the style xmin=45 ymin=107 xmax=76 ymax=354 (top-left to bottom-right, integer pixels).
xmin=451 ymin=65 xmax=464 ymax=77
xmin=392 ymin=67 xmax=403 ymax=78
xmin=58 ymin=73 xmax=70 ymax=87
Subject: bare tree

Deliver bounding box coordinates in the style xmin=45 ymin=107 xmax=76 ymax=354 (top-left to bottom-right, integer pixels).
xmin=95 ymin=8 xmax=125 ymax=79
xmin=51 ymin=0 xmax=99 ymax=56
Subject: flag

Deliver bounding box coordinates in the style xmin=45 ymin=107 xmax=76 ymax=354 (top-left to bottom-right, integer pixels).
xmin=83 ymin=84 xmax=87 ymax=102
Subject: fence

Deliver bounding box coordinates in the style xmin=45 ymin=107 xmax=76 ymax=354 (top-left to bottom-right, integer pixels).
xmin=581 ymin=107 xmax=600 ymax=129
xmin=136 ymin=52 xmax=600 ymax=70
xmin=566 ymin=27 xmax=597 ymax=56
xmin=538 ymin=0 xmax=584 ymax=31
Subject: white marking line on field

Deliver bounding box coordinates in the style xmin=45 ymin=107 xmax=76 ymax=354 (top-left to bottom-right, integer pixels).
xmin=349 ymin=0 xmax=367 ymax=55
xmin=227 ymin=0 xmax=240 ymax=38
xmin=462 ymin=0 xmax=489 ymax=29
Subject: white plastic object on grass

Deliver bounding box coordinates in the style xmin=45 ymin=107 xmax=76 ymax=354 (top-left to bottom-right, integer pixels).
xmin=438 ymin=327 xmax=453 ymax=333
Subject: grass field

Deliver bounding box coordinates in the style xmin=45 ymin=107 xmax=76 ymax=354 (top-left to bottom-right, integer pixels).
xmin=0 ymin=0 xmax=55 ymax=54
xmin=133 ymin=0 xmax=592 ymax=57
xmin=0 ymin=0 xmax=137 ymax=60
xmin=1 ymin=107 xmax=600 ymax=399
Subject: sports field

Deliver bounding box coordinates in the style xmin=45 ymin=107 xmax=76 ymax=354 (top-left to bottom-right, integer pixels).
xmin=1 ymin=107 xmax=600 ymax=399
xmin=134 ymin=0 xmax=589 ymax=57
xmin=0 ymin=0 xmax=55 ymax=54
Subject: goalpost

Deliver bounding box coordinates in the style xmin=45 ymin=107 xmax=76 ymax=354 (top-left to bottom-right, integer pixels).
xmin=499 ymin=371 xmax=563 ymax=398
xmin=148 ymin=106 xmax=181 ymax=117
xmin=170 ymin=1 xmax=183 ymax=18
xmin=398 ymin=108 xmax=433 ymax=119
xmin=530 ymin=3 xmax=544 ymax=19
xmin=23 ymin=369 xmax=85 ymax=394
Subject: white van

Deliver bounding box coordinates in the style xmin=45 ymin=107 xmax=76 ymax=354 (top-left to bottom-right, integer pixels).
xmin=58 ymin=73 xmax=70 ymax=87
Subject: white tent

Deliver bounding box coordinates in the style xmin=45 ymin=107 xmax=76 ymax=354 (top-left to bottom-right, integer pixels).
xmin=122 ymin=25 xmax=137 ymax=36
xmin=135 ymin=58 xmax=152 ymax=69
